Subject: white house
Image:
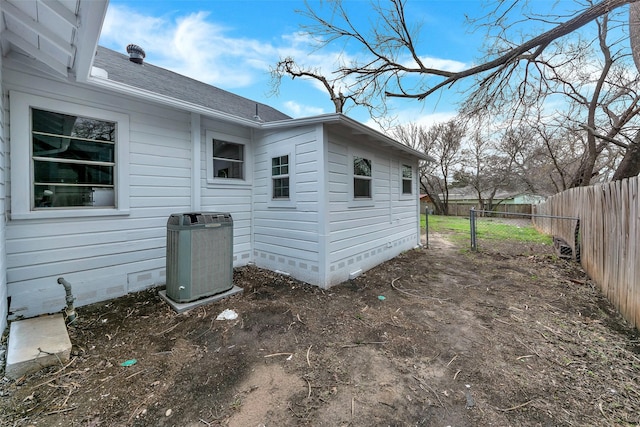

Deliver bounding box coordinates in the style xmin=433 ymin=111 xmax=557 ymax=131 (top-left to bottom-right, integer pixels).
xmin=0 ymin=0 xmax=428 ymax=329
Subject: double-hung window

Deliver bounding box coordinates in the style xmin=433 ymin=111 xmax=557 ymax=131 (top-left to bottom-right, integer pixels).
xmin=272 ymin=155 xmax=289 ymax=199
xmin=402 ymin=164 xmax=413 ymax=195
xmin=32 ymin=109 xmax=116 ymax=208
xmin=353 ymin=156 xmax=372 ymax=198
xmin=10 ymin=91 xmax=130 ymax=219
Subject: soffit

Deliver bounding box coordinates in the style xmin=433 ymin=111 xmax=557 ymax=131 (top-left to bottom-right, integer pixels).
xmin=0 ymin=0 xmax=107 ymax=80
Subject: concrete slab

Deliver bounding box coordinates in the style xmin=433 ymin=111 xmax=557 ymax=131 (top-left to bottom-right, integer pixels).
xmin=159 ymin=285 xmax=243 ymax=314
xmin=6 ymin=314 xmax=72 ymax=380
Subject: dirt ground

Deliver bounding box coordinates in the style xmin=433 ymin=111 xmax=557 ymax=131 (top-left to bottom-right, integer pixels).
xmin=1 ymin=232 xmax=639 ymax=427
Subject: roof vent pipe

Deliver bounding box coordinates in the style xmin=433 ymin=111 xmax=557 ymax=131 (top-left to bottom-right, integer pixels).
xmin=254 ymin=103 xmax=263 ymax=122
xmin=126 ymin=44 xmax=146 ymax=64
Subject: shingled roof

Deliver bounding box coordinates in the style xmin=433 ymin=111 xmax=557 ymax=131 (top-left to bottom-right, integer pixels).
xmin=92 ymin=46 xmax=291 ymax=123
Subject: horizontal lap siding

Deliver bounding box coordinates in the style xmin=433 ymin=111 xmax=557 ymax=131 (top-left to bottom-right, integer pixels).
xmin=252 ymin=126 xmax=321 ymax=284
xmin=199 ymin=118 xmax=254 ymax=264
xmin=5 ymin=71 xmax=192 ymax=318
xmin=326 ymin=136 xmax=419 ymax=286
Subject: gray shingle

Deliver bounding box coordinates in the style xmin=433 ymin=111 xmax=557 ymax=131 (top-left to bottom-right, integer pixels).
xmin=93 ymin=46 xmax=291 ymax=122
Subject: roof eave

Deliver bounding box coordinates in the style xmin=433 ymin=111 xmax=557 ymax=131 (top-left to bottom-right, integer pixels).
xmin=73 ymin=0 xmax=110 ymax=82
xmin=262 ymin=113 xmax=431 ymax=161
xmin=86 ymin=75 xmax=265 ymax=128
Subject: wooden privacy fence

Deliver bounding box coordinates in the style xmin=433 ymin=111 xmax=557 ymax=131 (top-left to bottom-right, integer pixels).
xmin=533 ymin=176 xmax=639 ymax=329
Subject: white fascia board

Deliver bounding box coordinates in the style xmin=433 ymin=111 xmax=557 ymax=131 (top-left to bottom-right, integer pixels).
xmin=73 ymin=0 xmax=110 ymax=82
xmin=86 ymin=76 xmax=264 ymax=128
xmin=262 ymin=113 xmax=431 ymax=161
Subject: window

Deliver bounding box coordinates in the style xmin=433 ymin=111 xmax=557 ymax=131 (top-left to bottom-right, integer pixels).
xmin=32 ymin=109 xmax=116 ymax=209
xmin=353 ymin=156 xmax=372 ymax=198
xmin=10 ymin=91 xmax=130 ymax=219
xmin=213 ymin=140 xmax=244 ymax=179
xmin=205 ymin=130 xmax=250 ymax=186
xmin=402 ymin=164 xmax=413 ymax=195
xmin=272 ymin=155 xmax=289 ymax=199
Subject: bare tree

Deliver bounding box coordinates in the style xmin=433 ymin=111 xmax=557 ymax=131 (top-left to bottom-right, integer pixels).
xmin=299 ymin=0 xmax=640 ymax=183
xmin=392 ymin=120 xmax=465 ymax=215
xmin=270 ymin=57 xmax=353 ymax=113
xmin=302 ymin=0 xmax=636 ymax=100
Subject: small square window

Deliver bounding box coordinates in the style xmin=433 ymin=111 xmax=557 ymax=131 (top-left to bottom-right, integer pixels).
xmin=272 ymin=155 xmax=289 ymax=199
xmin=353 ymin=157 xmax=372 ymax=199
xmin=402 ymin=164 xmax=412 ymax=195
xmin=213 ymin=140 xmax=244 ymax=179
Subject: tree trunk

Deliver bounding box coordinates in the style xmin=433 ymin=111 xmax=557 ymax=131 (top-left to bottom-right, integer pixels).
xmin=613 ymin=4 xmax=640 ymax=180
xmin=612 ymin=137 xmax=640 ymax=180
xmin=630 ymin=2 xmax=640 ymax=73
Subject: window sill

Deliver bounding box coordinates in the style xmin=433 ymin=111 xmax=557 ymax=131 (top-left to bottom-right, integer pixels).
xmin=206 ymin=178 xmax=251 ymax=187
xmin=267 ymin=198 xmax=296 ymax=209
xmin=11 ymin=209 xmax=131 ymax=221
xmin=348 ymin=199 xmax=375 ymax=208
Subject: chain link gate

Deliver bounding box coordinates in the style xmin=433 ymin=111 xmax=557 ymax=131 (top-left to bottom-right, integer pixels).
xmin=469 ymin=208 xmax=581 ymax=260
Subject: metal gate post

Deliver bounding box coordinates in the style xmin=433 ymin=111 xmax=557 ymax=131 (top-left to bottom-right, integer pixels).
xmin=425 ymin=206 xmax=429 ymax=249
xmin=470 ymin=207 xmax=477 ymax=251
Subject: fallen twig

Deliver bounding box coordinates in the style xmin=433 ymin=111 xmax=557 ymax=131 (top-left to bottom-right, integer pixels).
xmin=288 ymin=402 xmax=302 ymax=418
xmin=341 ymin=341 xmax=387 ymax=348
xmin=515 ymin=337 xmax=541 ymax=359
xmin=516 ymin=355 xmax=535 ymax=361
xmin=413 ymin=376 xmax=445 ymax=408
xmin=304 ymin=377 xmax=312 ymax=399
xmin=33 ymin=357 xmax=78 ymax=389
xmin=306 ymin=345 xmax=312 ymax=368
xmin=43 ymin=406 xmax=78 ymax=416
xmin=391 ymin=278 xmax=450 ymax=302
xmin=154 ymin=323 xmax=179 ymax=336
xmin=264 ymin=352 xmax=293 ymax=358
xmin=446 ymin=354 xmax=458 ymax=367
xmin=496 ymin=399 xmax=536 ymax=412
xmin=125 ymin=369 xmax=148 ymax=380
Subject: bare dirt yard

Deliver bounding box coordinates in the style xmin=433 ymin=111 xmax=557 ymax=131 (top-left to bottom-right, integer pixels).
xmin=1 ymin=232 xmax=639 ymax=427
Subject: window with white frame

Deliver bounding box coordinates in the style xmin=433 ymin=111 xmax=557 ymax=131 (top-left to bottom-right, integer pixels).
xmin=402 ymin=164 xmax=413 ymax=195
xmin=32 ymin=109 xmax=116 ymax=209
xmin=353 ymin=156 xmax=372 ymax=198
xmin=10 ymin=91 xmax=130 ymax=219
xmin=271 ymin=155 xmax=289 ymax=199
xmin=213 ymin=140 xmax=244 ymax=179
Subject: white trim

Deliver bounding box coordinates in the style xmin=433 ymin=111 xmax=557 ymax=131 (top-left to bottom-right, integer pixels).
xmin=316 ymin=124 xmax=329 ymax=287
xmin=191 ymin=113 xmax=201 ymax=211
xmin=399 ymin=162 xmax=414 ymax=200
xmin=348 ymin=147 xmax=374 ymax=208
xmin=261 ymin=113 xmax=431 ymax=161
xmin=9 ymin=91 xmax=130 ymax=220
xmin=204 ymin=129 xmax=252 ymax=187
xmin=89 ymin=77 xmax=264 ymax=129
xmin=266 ymin=149 xmax=296 ymax=209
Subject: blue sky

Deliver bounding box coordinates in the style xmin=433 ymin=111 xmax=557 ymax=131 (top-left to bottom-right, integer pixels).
xmin=97 ymin=1 xmax=528 ymax=129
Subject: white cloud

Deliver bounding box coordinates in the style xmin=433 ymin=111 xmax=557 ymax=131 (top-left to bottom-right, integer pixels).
xmin=416 ymin=56 xmax=467 ymax=73
xmin=363 ymin=109 xmax=458 ymax=134
xmin=101 ymin=5 xmax=276 ymax=88
xmin=283 ymin=101 xmax=326 ymax=118
xmin=99 ymin=4 xmax=464 ymax=124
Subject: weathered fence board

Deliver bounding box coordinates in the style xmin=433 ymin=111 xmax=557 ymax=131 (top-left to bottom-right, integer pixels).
xmin=533 ymin=176 xmax=640 ymax=329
